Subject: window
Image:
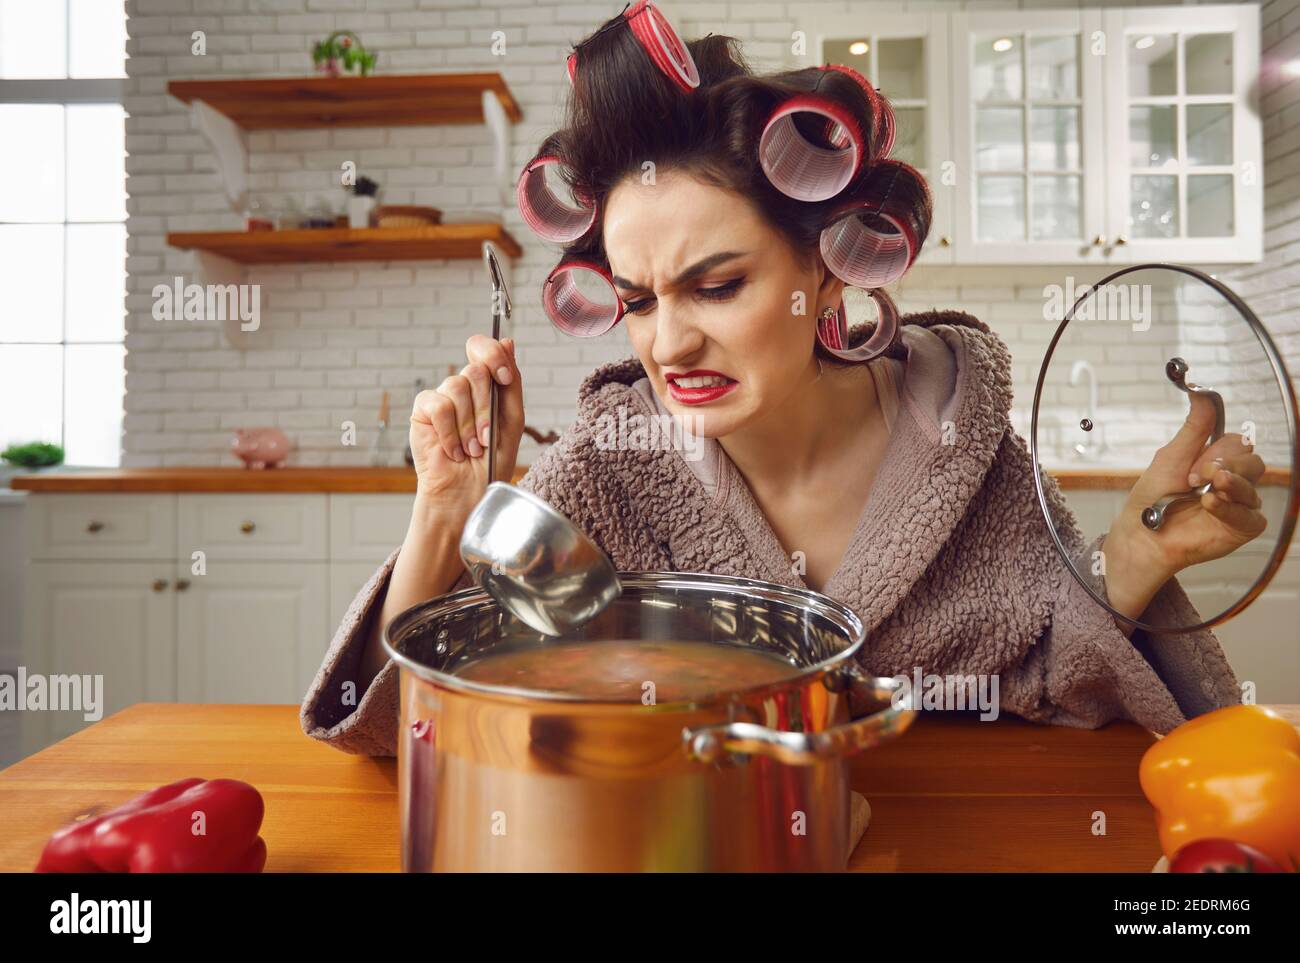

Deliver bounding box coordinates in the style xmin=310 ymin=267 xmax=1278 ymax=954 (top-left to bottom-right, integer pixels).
xmin=0 ymin=0 xmax=127 ymax=466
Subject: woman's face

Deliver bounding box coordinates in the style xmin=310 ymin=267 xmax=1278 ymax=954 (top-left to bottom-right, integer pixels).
xmin=603 ymin=170 xmax=842 ymax=438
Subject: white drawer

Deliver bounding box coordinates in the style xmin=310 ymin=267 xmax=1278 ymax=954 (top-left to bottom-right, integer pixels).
xmin=27 ymin=494 xmax=176 ymax=561
xmin=178 ymin=494 xmax=327 ymax=561
xmin=329 ymin=494 xmax=413 ymax=561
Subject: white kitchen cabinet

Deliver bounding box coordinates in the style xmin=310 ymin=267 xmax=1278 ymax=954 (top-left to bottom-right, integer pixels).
xmin=815 ymin=3 xmax=1261 ymax=266
xmin=22 ymin=561 xmax=175 ymax=754
xmin=951 ymin=9 xmax=1108 ymax=264
xmin=176 ymin=561 xmax=328 ymax=704
xmin=1100 ymin=4 xmax=1261 ymax=264
xmin=1178 ymin=570 xmax=1300 ymax=706
xmin=328 ymin=493 xmax=411 ymax=635
xmin=19 ymin=491 xmax=416 ymax=756
xmin=18 ymin=485 xmax=1297 ymax=763
xmin=818 ymin=12 xmax=955 ymax=266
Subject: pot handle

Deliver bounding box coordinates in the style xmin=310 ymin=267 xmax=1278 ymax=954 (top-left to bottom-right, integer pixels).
xmin=682 ymin=666 xmax=917 ymax=767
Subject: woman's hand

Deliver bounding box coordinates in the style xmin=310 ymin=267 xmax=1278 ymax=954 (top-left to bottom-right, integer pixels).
xmin=1100 ymin=391 xmax=1267 ymax=621
xmin=408 ymin=334 xmax=525 ymax=520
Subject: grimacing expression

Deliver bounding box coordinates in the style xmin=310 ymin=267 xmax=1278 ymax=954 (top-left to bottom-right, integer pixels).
xmin=603 ymin=171 xmax=837 ymax=438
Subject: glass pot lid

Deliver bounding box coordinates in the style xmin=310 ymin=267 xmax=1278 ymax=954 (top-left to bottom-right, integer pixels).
xmin=1030 ymin=263 xmax=1300 ymax=634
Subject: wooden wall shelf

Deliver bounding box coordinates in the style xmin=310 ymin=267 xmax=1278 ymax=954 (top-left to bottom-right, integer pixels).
xmin=167 ymin=224 xmax=522 ymax=264
xmin=166 ymin=73 xmax=522 ymax=129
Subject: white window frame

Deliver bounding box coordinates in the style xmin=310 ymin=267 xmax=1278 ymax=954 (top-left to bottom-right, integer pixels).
xmin=0 ymin=71 xmax=127 ymax=464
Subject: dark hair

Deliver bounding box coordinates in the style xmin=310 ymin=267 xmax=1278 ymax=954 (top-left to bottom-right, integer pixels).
xmin=534 ymin=21 xmax=931 ymax=367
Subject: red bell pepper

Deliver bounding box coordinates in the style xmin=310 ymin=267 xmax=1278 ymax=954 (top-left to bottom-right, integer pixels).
xmin=36 ymin=777 xmax=267 ymax=873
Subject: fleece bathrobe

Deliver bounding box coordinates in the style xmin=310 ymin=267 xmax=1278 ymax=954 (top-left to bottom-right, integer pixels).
xmin=300 ymin=308 xmax=1240 ymax=774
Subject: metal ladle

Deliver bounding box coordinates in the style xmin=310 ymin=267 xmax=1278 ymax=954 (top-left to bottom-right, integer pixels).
xmin=457 ymin=242 xmax=622 ymax=636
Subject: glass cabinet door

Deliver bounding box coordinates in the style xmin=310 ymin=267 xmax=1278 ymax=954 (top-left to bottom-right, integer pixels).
xmin=1103 ymin=5 xmax=1261 ymax=263
xmin=817 ymin=12 xmax=953 ymax=266
xmin=952 ymin=10 xmax=1106 ymax=263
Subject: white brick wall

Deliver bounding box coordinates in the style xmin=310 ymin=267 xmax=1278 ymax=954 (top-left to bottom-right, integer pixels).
xmin=122 ymin=0 xmax=1294 ymax=467
xmin=1219 ymin=0 xmax=1300 ymax=467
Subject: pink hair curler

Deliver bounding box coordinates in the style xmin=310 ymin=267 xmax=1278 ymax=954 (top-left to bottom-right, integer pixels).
xmin=542 ymin=259 xmax=626 ymax=338
xmin=815 ymin=290 xmax=900 ymax=363
xmin=820 ymin=63 xmax=895 ymax=159
xmin=625 ymin=0 xmax=699 ymax=93
xmin=517 ymin=155 xmax=598 ymax=244
xmin=758 ymin=93 xmax=865 ymax=202
xmin=566 ymin=1 xmax=699 ymax=93
xmin=820 ymin=203 xmax=918 ymax=290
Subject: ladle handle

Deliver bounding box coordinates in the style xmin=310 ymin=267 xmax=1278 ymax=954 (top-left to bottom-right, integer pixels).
xmin=682 ymin=667 xmax=917 ymax=766
xmin=487 ymin=376 xmax=498 ymax=485
xmin=482 ymin=240 xmax=508 ymax=489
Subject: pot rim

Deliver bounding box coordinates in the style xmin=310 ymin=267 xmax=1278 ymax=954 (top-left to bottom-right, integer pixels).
xmin=381 ymin=570 xmax=868 ymax=707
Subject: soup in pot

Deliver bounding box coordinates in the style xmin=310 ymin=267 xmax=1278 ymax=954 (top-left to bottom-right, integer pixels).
xmin=451 ymin=638 xmax=798 ymax=701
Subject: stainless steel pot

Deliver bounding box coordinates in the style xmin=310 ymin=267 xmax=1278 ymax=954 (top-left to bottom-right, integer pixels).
xmin=382 ymin=571 xmax=916 ymax=872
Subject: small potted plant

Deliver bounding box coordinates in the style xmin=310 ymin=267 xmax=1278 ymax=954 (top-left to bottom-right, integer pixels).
xmin=1 ymin=441 xmax=65 ymax=487
xmin=348 ymin=175 xmax=380 ymax=228
xmin=312 ymin=31 xmax=378 ymax=78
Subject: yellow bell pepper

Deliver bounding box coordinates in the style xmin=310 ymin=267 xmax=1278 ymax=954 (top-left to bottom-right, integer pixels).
xmin=1139 ymin=705 xmax=1300 ymax=870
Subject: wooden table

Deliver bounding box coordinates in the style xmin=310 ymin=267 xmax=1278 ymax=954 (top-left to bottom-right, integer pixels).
xmin=1 ymin=703 xmax=1294 ymax=872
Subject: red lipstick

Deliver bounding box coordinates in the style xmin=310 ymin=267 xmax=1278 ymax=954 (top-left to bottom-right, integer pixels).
xmin=664 ymin=369 xmax=738 ymax=406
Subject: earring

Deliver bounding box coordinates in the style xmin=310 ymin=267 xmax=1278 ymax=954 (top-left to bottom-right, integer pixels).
xmin=815 ymin=292 xmax=899 ymax=362
xmin=814 ymin=307 xmax=834 ymax=379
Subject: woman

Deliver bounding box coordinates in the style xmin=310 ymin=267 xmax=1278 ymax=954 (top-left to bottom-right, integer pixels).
xmin=300 ymin=20 xmax=1264 ymax=760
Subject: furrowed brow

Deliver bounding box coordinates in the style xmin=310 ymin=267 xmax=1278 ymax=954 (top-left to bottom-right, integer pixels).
xmin=611 ymin=250 xmax=749 ymax=292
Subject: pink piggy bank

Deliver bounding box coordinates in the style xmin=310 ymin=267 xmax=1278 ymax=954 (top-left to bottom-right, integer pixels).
xmin=230 ymin=427 xmax=291 ymax=469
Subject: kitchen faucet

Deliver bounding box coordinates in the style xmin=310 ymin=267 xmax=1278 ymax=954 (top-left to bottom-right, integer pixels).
xmin=1068 ymin=359 xmax=1107 ymax=461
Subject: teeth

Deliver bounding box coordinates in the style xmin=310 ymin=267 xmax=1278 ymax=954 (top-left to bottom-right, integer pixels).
xmin=673 ymin=375 xmax=731 ymax=389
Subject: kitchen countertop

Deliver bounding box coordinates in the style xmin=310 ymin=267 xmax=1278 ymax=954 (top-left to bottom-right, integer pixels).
xmin=9 ymin=466 xmax=529 ymax=493
xmin=4 ymin=702 xmax=1293 ymax=872
xmin=10 ymin=465 xmax=1294 ymax=493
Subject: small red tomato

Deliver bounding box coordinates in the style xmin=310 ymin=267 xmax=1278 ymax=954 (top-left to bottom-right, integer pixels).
xmin=1169 ymin=838 xmax=1286 ymax=873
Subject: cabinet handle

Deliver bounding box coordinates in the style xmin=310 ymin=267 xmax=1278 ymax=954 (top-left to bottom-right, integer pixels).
xmin=86 ymin=521 xmax=104 ymax=533
xmin=1092 ymin=234 xmax=1106 ymax=246
xmin=939 ymin=235 xmax=951 ymax=248
xmin=1115 ymin=234 xmax=1129 ymax=246
xmin=240 ymin=521 xmax=256 ymax=534
xmin=151 ymin=579 xmax=169 ymax=592
xmin=174 ymin=579 xmax=191 ymax=592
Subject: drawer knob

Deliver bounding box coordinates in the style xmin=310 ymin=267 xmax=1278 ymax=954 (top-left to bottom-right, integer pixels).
xmin=175 ymin=579 xmax=191 ymax=592
xmin=86 ymin=521 xmax=104 ymax=533
xmin=151 ymin=579 xmax=169 ymax=592
xmin=938 ymin=235 xmax=951 ymax=248
xmin=240 ymin=521 xmax=256 ymax=534
xmin=1092 ymin=234 xmax=1106 ymax=246
xmin=1115 ymin=233 xmax=1129 ymax=246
